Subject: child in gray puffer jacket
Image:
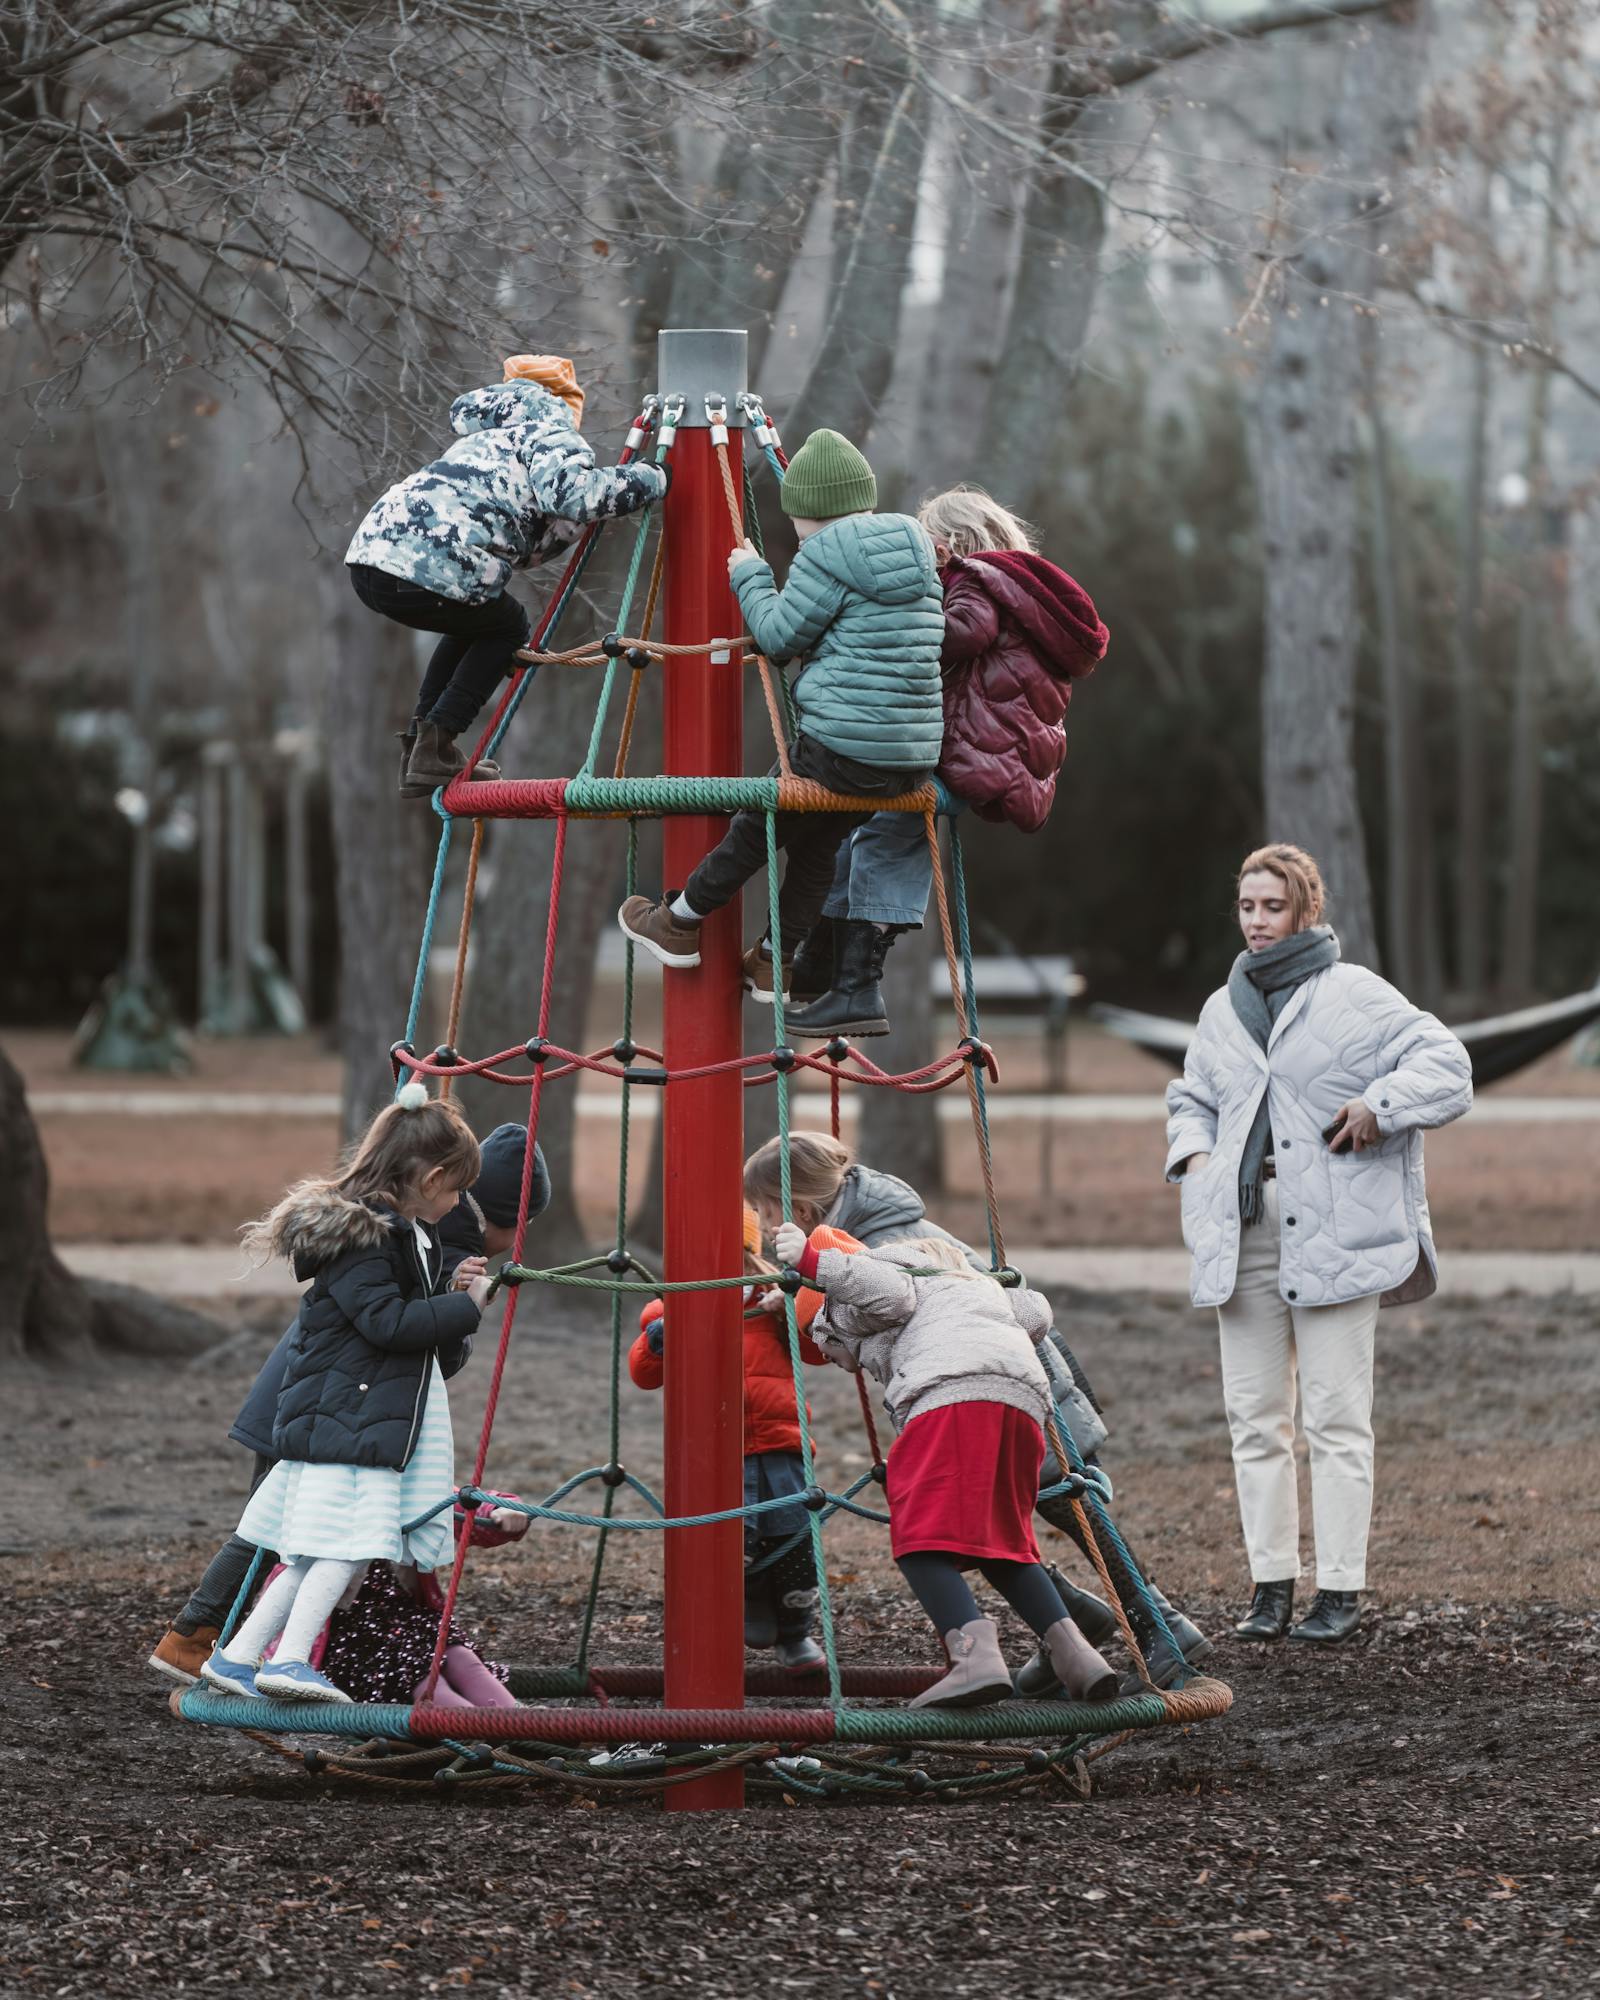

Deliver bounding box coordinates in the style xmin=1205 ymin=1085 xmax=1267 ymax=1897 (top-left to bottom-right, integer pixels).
xmin=346 ymin=355 xmax=667 ymax=799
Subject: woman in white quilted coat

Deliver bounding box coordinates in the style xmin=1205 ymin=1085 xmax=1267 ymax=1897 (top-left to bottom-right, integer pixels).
xmin=1165 ymin=844 xmax=1472 ymax=1646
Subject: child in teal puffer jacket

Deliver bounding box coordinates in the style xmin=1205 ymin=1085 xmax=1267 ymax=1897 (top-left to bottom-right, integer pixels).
xmin=618 ymin=428 xmax=943 ymax=1035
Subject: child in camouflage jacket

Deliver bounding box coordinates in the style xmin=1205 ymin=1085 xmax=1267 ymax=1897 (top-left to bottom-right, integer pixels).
xmin=346 ymin=355 xmax=668 ymax=798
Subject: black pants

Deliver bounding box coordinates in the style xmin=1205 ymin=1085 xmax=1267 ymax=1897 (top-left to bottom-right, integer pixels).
xmin=897 ymin=1551 xmax=1068 ymax=1638
xmin=349 ymin=563 xmax=532 ymax=738
xmin=176 ymin=1452 xmax=276 ymax=1634
xmin=749 ymin=1535 xmax=820 ymax=1640
xmin=685 ymin=736 xmax=929 ymax=955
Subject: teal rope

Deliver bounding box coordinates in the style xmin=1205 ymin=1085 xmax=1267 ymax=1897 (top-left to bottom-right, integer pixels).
xmin=576 ymin=446 xmax=668 ymax=780
xmin=565 ymin=773 xmax=782 ymax=814
xmin=766 ymin=805 xmax=844 ymax=1706
xmin=400 ymin=810 xmax=456 ymax=1060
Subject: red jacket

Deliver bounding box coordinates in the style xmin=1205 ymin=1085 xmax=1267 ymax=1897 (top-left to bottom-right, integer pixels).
xmin=936 ymin=551 xmax=1109 ymax=833
xmin=629 ymin=1226 xmax=861 ymax=1457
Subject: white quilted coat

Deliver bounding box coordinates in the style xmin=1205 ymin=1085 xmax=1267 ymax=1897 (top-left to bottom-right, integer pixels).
xmin=1164 ymin=965 xmax=1473 ymax=1311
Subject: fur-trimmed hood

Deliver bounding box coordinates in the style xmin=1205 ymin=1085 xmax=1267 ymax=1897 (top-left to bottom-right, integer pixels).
xmin=253 ymin=1183 xmax=400 ymax=1283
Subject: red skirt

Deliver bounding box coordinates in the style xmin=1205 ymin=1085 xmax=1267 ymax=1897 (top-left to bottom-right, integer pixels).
xmin=886 ymin=1401 xmax=1044 ymax=1564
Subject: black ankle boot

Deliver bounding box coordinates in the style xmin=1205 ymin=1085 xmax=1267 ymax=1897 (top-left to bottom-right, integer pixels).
xmin=1234 ymin=1580 xmax=1295 ymax=1641
xmin=787 ymin=921 xmax=892 ymax=1038
xmin=1288 ymin=1589 xmax=1361 ymax=1645
xmin=787 ymin=919 xmax=836 ymax=1006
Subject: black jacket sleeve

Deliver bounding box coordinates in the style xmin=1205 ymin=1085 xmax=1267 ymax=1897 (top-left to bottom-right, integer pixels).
xmin=320 ymin=1249 xmax=481 ymax=1354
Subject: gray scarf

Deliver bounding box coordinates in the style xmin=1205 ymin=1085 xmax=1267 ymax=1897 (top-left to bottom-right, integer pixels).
xmin=1227 ymin=925 xmax=1341 ymax=1225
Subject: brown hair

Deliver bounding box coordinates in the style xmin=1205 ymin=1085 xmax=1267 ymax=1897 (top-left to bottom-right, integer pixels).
xmin=241 ymin=1090 xmax=481 ymax=1262
xmin=743 ymin=1131 xmax=853 ymax=1218
xmin=918 ymin=485 xmax=1038 ymax=557
xmin=1236 ymin=844 xmax=1326 ymax=930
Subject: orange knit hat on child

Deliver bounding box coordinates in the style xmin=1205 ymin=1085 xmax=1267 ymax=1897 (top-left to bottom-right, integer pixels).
xmin=502 ymin=354 xmax=585 ymax=424
xmin=742 ymin=1204 xmax=764 ymax=1259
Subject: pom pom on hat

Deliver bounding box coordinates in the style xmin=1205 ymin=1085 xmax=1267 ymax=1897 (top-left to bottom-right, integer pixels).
xmin=396 ymin=1081 xmax=430 ymax=1111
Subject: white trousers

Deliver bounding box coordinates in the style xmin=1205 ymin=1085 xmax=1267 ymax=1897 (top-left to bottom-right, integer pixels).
xmin=1215 ymin=1182 xmax=1379 ymax=1591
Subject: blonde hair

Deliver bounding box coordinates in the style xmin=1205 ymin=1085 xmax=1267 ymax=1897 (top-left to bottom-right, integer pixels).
xmin=242 ymin=1091 xmax=481 ymax=1262
xmin=879 ymin=1235 xmax=990 ymax=1283
xmin=743 ymin=1132 xmax=853 ymax=1217
xmin=1237 ymin=843 xmax=1326 ymax=930
xmin=918 ymin=485 xmax=1038 ymax=557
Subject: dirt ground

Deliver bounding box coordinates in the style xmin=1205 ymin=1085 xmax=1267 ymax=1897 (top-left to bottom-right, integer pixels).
xmin=3 ymin=1283 xmax=1597 ymax=1997
xmin=18 ymin=1022 xmax=1600 ymax=1251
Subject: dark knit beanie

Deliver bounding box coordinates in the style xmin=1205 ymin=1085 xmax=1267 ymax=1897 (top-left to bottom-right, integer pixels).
xmin=472 ymin=1123 xmax=551 ymax=1228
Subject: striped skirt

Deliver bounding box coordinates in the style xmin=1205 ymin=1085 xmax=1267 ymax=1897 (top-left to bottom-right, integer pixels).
xmin=238 ymin=1359 xmax=456 ymax=1572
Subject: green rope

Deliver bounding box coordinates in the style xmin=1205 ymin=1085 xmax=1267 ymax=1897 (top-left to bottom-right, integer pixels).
xmin=565 ymin=773 xmax=783 ymax=814
xmin=576 ymin=445 xmax=668 ymax=780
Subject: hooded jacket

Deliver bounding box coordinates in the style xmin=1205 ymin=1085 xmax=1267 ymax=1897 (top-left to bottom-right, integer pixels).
xmin=345 ymin=381 xmax=667 ymax=604
xmin=936 ymin=552 xmax=1109 ymax=833
xmin=627 ymin=1226 xmax=858 ymax=1457
xmin=733 ymin=513 xmax=946 ymax=769
xmin=265 ymin=1187 xmax=481 ymax=1471
xmin=808 ymin=1245 xmax=1056 ymax=1435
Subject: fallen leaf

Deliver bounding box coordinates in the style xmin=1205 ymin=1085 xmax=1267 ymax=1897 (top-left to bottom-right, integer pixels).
xmin=1233 ymin=1930 xmax=1272 ymax=1943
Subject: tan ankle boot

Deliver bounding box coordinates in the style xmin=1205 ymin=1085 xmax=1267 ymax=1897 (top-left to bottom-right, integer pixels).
xmin=1042 ymin=1616 xmax=1120 ymax=1703
xmin=399 ymin=722 xmax=500 ymax=798
xmin=908 ymin=1617 xmax=1013 ymax=1710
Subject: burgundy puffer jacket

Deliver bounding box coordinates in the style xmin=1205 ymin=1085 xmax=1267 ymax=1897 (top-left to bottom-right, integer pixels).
xmin=936 ymin=551 xmax=1109 ymax=832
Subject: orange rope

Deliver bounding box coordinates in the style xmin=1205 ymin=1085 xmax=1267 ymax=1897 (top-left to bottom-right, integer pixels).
xmin=439 ymin=818 xmax=486 ymax=1100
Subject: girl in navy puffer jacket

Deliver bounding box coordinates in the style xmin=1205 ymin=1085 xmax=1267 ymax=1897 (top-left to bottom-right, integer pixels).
xmin=201 ymin=1087 xmax=490 ymax=1705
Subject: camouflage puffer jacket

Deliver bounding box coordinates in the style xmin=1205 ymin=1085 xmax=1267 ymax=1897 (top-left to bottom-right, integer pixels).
xmin=345 ymin=381 xmax=667 ymax=603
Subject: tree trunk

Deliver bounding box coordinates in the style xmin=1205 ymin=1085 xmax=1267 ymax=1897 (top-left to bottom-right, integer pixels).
xmin=0 ymin=1045 xmax=221 ymax=1369
xmin=322 ymin=570 xmax=439 ymax=1140
xmin=1451 ymin=162 xmax=1494 ymax=1007
xmin=1251 ymin=13 xmax=1428 ymax=974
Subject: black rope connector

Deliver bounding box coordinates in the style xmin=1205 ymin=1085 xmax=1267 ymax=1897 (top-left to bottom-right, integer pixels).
xmin=611 ymin=1037 xmax=636 ymax=1065
xmin=605 ymin=1248 xmax=631 ymax=1275
xmin=776 ymin=1265 xmax=804 ymax=1296
xmin=820 ymin=1774 xmax=843 ymax=1799
xmin=869 ymin=1460 xmax=888 ymax=1487
xmin=524 ymin=1035 xmax=551 ymax=1064
xmin=1024 ymin=1747 xmax=1052 ymax=1772
xmin=389 ymin=1037 xmax=416 ymax=1078
xmin=905 ymin=1767 xmax=932 ymax=1794
xmin=462 ymin=1744 xmax=495 ymax=1769
xmin=628 ymin=1065 xmax=670 ymax=1086
xmin=456 ymin=1488 xmax=482 ymax=1511
xmin=625 ymin=646 xmax=652 ymax=671
xmin=802 ymin=1484 xmax=828 ymax=1513
xmin=769 ymin=1045 xmax=797 ymax=1073
xmin=303 ymin=1748 xmax=325 ymax=1774
xmin=600 ymin=1461 xmax=627 ymax=1489
xmin=993 ymin=1264 xmax=1024 ymax=1290
xmin=601 ymin=631 xmax=624 ymax=658
xmin=958 ymin=1034 xmax=992 ymax=1067
xmin=825 ymin=1037 xmax=851 ymax=1063
xmin=432 ymin=1043 xmax=459 ymax=1068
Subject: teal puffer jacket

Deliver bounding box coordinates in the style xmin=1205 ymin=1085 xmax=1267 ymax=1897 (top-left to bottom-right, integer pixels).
xmin=733 ymin=513 xmax=945 ymax=770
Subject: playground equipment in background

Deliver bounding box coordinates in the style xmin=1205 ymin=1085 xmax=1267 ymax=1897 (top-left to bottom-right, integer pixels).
xmin=176 ymin=330 xmax=1231 ymax=1807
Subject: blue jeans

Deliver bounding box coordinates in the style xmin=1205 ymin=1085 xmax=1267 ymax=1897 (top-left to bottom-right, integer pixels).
xmin=820 ymin=794 xmax=966 ymax=929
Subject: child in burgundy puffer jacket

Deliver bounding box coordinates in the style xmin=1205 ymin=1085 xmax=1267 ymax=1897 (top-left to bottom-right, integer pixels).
xmin=785 ymin=487 xmax=1108 ymax=1038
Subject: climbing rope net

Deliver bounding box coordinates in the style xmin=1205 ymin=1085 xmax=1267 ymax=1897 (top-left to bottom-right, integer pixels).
xmin=177 ymin=391 xmax=1231 ymax=1803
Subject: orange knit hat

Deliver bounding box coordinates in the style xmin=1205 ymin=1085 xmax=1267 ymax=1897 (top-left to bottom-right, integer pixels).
xmin=742 ymin=1204 xmax=763 ymax=1259
xmin=502 ymin=354 xmax=584 ymax=424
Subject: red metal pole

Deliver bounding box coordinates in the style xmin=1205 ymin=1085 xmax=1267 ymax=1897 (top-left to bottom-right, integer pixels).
xmin=659 ymin=353 xmax=747 ymax=1809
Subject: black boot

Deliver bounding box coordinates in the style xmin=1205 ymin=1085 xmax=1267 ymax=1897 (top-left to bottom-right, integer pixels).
xmin=1288 ymin=1589 xmax=1361 ymax=1645
xmin=1014 ymin=1564 xmax=1120 ymax=1697
xmin=1038 ymin=1491 xmax=1210 ymax=1688
xmin=1234 ymin=1579 xmax=1295 ymax=1641
xmin=787 ymin=919 xmax=836 ymax=1006
xmin=787 ymin=921 xmax=891 ymax=1039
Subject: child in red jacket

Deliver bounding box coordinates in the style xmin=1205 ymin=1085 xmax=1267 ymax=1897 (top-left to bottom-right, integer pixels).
xmin=630 ymin=1206 xmax=859 ymax=1670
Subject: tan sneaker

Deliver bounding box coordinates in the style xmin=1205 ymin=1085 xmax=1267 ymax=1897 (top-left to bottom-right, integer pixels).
xmin=741 ymin=942 xmax=790 ymax=1003
xmin=618 ymin=894 xmax=702 ymax=969
xmin=148 ymin=1622 xmax=220 ymax=1685
xmin=908 ymin=1617 xmax=1013 ymax=1710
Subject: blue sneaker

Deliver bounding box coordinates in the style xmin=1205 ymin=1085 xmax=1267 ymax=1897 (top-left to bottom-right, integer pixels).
xmin=199 ymin=1652 xmax=262 ymax=1700
xmin=254 ymin=1659 xmax=354 ymax=1703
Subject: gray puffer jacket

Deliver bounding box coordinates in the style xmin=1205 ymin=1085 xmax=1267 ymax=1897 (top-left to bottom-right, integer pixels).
xmin=345 ymin=381 xmax=666 ymax=603
xmin=821 ymin=1163 xmax=1108 ymax=1457
xmin=1166 ymin=963 xmax=1473 ymax=1310
xmin=810 ymin=1246 xmax=1055 ymax=1435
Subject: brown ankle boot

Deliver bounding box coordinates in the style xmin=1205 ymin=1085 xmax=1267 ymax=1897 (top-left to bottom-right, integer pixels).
xmin=908 ymin=1617 xmax=1013 ymax=1710
xmin=399 ymin=722 xmax=499 ymax=798
xmin=1042 ymin=1616 xmax=1120 ymax=1703
xmin=148 ymin=1622 xmax=220 ymax=1685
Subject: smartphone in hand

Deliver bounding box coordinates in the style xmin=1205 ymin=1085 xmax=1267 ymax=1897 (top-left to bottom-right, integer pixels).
xmin=1323 ymin=1115 xmax=1349 ymax=1151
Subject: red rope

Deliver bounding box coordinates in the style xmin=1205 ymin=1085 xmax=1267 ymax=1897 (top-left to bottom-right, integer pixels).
xmin=420 ymin=811 xmax=570 ymax=1699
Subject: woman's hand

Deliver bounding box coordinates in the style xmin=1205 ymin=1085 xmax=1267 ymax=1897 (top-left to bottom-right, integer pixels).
xmin=774 ymin=1221 xmax=808 ymax=1267
xmin=452 ymin=1255 xmax=488 ymax=1293
xmin=1326 ymin=1099 xmax=1382 ymax=1153
xmin=727 ymin=538 xmax=761 ymax=580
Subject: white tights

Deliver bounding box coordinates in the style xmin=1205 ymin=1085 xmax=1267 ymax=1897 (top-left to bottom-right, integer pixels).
xmin=220 ymin=1557 xmax=366 ymax=1666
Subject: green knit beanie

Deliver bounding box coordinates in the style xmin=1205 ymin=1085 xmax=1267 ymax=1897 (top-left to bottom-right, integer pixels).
xmin=779 ymin=428 xmax=877 ymax=519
